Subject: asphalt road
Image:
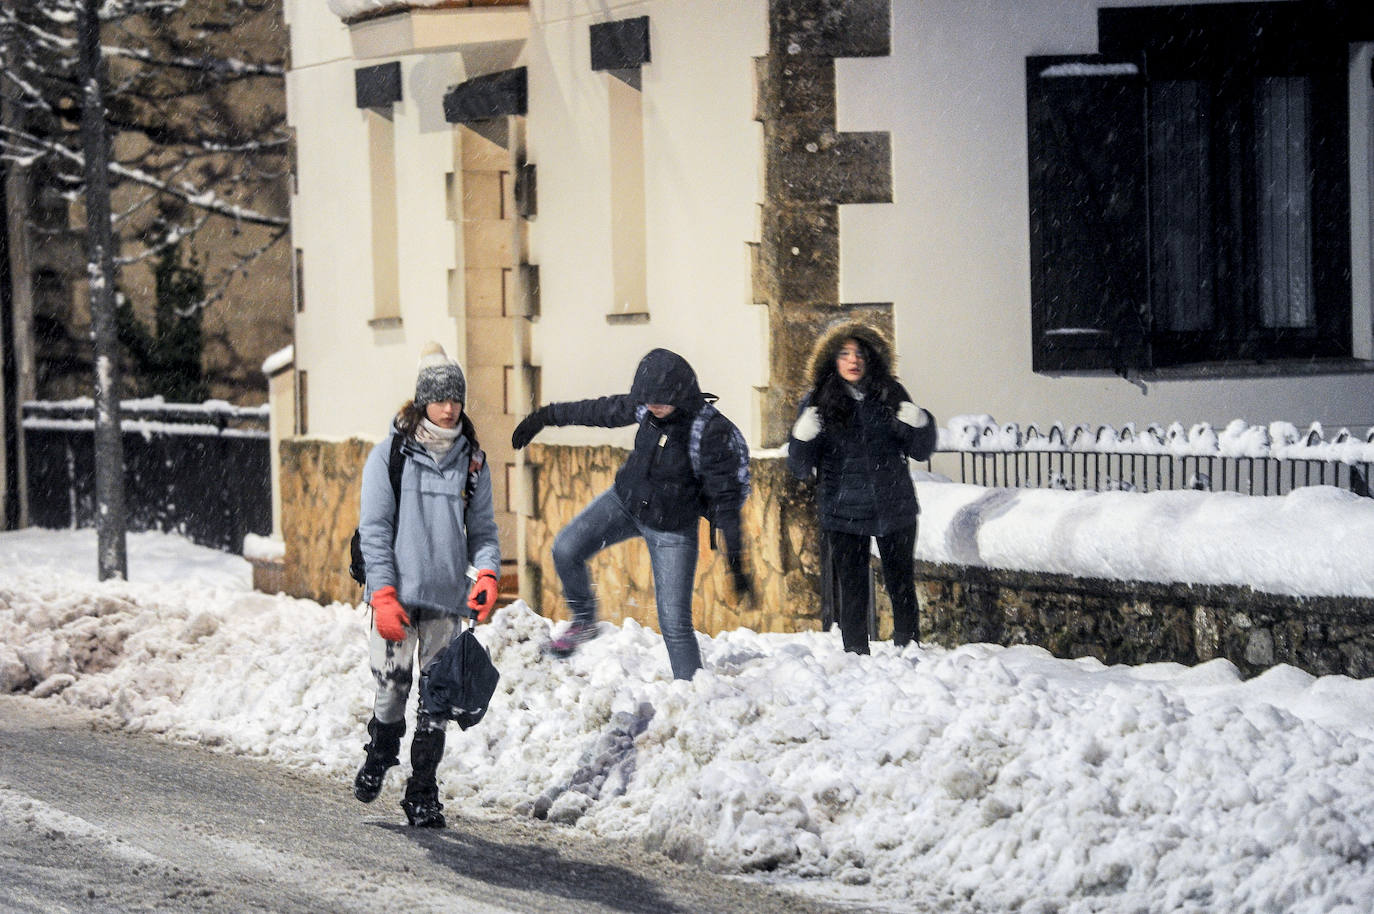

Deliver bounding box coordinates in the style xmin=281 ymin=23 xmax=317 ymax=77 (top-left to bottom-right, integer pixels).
xmin=0 ymin=696 xmax=878 ymax=914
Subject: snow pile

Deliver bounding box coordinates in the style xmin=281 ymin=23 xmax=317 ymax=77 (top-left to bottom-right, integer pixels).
xmin=3 ymin=529 xmax=1374 ymax=912
xmin=914 ymin=478 xmax=1374 ymax=598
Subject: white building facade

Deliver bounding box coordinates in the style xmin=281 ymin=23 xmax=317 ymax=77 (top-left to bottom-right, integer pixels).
xmin=280 ymin=0 xmax=1374 ymax=618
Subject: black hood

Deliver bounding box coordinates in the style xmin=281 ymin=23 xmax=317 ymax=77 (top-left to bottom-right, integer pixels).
xmin=629 ymin=349 xmax=702 ymax=412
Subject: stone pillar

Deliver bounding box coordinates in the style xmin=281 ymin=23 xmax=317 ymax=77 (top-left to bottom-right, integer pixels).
xmin=280 ymin=437 xmax=373 ymax=605
xmin=754 ymin=0 xmax=894 ymax=447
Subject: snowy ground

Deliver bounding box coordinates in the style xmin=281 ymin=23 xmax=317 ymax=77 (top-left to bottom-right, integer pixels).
xmin=3 ymin=520 xmax=1374 ymax=913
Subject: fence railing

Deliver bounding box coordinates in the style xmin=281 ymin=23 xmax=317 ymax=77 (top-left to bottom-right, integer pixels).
xmin=22 ymin=397 xmax=272 ymax=553
xmin=936 ymin=416 xmax=1374 ymax=497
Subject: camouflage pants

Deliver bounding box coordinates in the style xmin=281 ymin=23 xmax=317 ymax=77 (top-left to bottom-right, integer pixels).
xmin=367 ymin=606 xmax=463 ymax=730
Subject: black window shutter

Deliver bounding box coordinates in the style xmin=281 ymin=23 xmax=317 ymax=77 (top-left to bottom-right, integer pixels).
xmin=1027 ymin=55 xmax=1149 ymax=374
xmin=443 ymin=68 xmax=527 ymax=124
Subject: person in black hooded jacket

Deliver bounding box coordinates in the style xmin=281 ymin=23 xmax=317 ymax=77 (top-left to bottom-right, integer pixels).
xmin=510 ymin=348 xmax=752 ymax=680
xmin=788 ymin=321 xmax=936 ymax=654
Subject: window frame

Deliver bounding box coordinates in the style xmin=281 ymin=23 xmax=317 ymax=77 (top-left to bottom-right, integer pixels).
xmin=1026 ymin=1 xmax=1359 ymax=375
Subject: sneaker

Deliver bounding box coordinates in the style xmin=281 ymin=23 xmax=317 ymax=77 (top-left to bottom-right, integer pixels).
xmin=401 ymin=795 xmax=446 ymax=829
xmin=547 ymin=620 xmax=599 ymax=658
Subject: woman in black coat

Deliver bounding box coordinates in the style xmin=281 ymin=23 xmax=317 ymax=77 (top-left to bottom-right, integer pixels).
xmin=787 ymin=321 xmax=936 ymax=654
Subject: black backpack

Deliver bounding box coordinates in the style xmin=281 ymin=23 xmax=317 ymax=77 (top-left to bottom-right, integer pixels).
xmin=687 ymin=401 xmax=751 ymax=520
xmin=349 ymin=416 xmax=485 ymax=586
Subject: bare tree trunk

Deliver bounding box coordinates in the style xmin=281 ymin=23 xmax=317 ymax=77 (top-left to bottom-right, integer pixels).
xmin=78 ymin=0 xmax=126 ymax=580
xmin=2 ymin=92 xmax=35 ymax=530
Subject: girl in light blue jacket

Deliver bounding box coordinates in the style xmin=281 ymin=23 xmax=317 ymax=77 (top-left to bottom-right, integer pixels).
xmin=352 ymin=342 xmax=500 ymax=829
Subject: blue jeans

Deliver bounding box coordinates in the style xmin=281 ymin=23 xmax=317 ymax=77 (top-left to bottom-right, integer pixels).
xmin=552 ymin=488 xmax=701 ymax=680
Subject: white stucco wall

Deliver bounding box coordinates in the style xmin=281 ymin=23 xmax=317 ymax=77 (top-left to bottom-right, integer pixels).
xmin=289 ymin=0 xmax=1372 ymax=445
xmin=838 ymin=0 xmax=1374 ymax=435
xmin=286 ymin=0 xmax=769 ymax=443
xmin=525 ymin=0 xmax=769 ymax=447
xmin=285 ymin=0 xmax=470 ymax=440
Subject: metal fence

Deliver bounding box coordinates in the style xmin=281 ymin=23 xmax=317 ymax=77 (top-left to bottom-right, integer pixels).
xmin=937 ymin=419 xmax=1374 ymax=497
xmin=22 ymin=398 xmax=272 ymax=553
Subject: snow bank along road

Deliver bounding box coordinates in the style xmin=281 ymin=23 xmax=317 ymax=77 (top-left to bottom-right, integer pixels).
xmin=0 ymin=696 xmax=874 ymax=914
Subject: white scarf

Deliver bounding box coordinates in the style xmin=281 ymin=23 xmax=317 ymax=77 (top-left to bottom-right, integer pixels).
xmin=414 ymin=417 xmax=460 ymax=460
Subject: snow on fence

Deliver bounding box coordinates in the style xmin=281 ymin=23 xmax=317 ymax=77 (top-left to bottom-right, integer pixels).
xmin=936 ymin=415 xmax=1374 ymax=497
xmin=21 ymin=398 xmax=272 ymax=553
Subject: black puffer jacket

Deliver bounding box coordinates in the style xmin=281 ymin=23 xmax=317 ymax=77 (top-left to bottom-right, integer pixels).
xmin=787 ymin=322 xmax=936 ymax=536
xmin=536 ymin=349 xmax=749 ymax=555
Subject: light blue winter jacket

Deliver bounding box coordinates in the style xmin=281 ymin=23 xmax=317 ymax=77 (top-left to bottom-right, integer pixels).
xmin=358 ymin=426 xmax=500 ymax=615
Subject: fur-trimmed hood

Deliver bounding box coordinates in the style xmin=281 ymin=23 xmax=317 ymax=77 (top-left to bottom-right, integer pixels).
xmin=805 ymin=321 xmax=895 ymax=391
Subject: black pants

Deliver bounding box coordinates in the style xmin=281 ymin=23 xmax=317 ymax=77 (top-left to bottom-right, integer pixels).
xmin=825 ymin=523 xmax=919 ymax=654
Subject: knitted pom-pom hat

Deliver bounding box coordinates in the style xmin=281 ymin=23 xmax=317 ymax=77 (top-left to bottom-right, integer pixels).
xmin=414 ymin=342 xmax=466 ymax=409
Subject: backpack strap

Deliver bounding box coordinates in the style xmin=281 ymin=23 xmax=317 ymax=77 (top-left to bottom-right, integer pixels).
xmin=351 ymin=432 xmax=407 ymax=587
xmin=386 ymin=432 xmax=405 ymax=529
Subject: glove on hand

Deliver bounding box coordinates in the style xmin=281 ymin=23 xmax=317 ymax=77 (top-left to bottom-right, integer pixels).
xmin=727 ymin=554 xmax=755 ymax=601
xmin=511 ymin=410 xmax=545 ymax=449
xmin=370 ymin=585 xmax=410 ymax=642
xmin=466 ymin=570 xmax=500 ymax=622
xmin=896 ymin=401 xmax=929 ymax=428
xmin=791 ymin=406 xmax=822 ymax=443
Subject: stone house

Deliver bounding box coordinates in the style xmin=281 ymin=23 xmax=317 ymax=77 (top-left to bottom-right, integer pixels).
xmin=275 ymin=0 xmax=1374 ymax=665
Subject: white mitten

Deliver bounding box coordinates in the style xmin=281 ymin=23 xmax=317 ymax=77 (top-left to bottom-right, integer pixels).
xmin=792 ymin=406 xmax=822 ymax=442
xmin=896 ymin=401 xmax=929 ymax=428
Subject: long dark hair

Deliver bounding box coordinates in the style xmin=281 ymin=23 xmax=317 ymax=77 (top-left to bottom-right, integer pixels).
xmin=812 ymin=336 xmax=895 ymax=428
xmin=395 ymin=400 xmax=480 ymax=450
xmin=394 ymin=400 xmax=425 ymax=439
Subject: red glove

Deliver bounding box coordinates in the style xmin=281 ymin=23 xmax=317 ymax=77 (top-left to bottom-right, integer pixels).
xmin=370 ymin=586 xmax=410 ymax=641
xmin=466 ymin=570 xmax=499 ymax=622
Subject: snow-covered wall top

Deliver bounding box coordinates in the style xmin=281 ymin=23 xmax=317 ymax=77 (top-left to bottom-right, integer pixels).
xmin=21 ymin=397 xmax=270 ymax=439
xmin=944 ymin=415 xmax=1374 ymax=464
xmin=326 ymin=0 xmax=445 ymax=21
xmin=22 ymin=397 xmax=269 ymax=419
xmin=260 ymin=346 xmax=293 ymax=377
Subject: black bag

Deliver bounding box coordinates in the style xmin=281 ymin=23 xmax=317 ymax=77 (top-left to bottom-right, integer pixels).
xmin=419 ymin=617 xmax=500 ymax=730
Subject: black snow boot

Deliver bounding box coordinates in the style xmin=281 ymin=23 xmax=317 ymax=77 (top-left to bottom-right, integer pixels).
xmin=401 ymin=726 xmax=447 ymax=828
xmin=353 ymin=717 xmax=405 ymax=803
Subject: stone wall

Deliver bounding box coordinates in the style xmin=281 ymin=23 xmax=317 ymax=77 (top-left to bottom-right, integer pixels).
xmin=275 ymin=440 xmax=1374 ymax=678
xmin=525 ymin=444 xmax=833 ymax=635
xmin=916 ymin=560 xmax=1374 ymax=679
xmin=280 ymin=437 xmax=373 ymax=606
